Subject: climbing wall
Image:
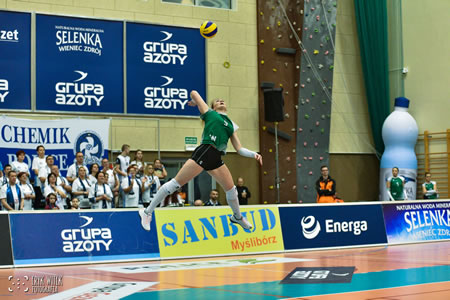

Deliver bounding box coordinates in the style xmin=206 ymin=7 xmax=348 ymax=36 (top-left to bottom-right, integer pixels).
xmin=257 ymin=0 xmax=304 ymax=204
xmin=296 ymin=0 xmax=338 ymax=203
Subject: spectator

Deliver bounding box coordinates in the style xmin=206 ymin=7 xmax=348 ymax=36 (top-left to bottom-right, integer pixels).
xmin=161 ymin=189 xmax=184 ymax=207
xmin=1 ymin=164 xmax=12 ymax=186
xmin=204 ymin=189 xmax=221 ymax=206
xmin=66 ymin=152 xmax=89 ymax=184
xmin=38 ymin=155 xmax=54 ymax=187
xmin=115 ymin=144 xmax=131 ymax=208
xmin=194 ymin=199 xmax=204 ymax=206
xmin=0 ymin=170 xmax=24 ymax=211
xmin=88 ymin=163 xmax=100 ymax=184
xmin=71 ymin=166 xmax=92 ymax=209
xmin=121 ymin=165 xmax=142 ymax=208
xmin=11 ymin=150 xmax=30 ymax=178
xmin=43 ymin=173 xmax=67 ymax=210
xmin=316 ymin=165 xmax=337 ymax=203
xmin=105 ymin=169 xmax=120 ymax=208
xmin=50 ymin=165 xmax=71 ymax=195
xmin=31 ymin=145 xmax=46 ymax=209
xmin=89 ymin=172 xmax=114 ymax=209
xmin=422 ymin=172 xmax=438 ymax=199
xmin=131 ymin=149 xmax=146 ymax=178
xmin=153 ymin=159 xmax=167 ymax=183
xmin=44 ymin=193 xmax=59 ymax=210
xmin=236 ymin=177 xmax=251 ymax=205
xmin=0 ymin=161 xmax=3 ymax=174
xmin=387 ymin=167 xmax=408 ymax=201
xmin=18 ymin=172 xmax=35 ymax=210
xmin=101 ymin=158 xmax=114 ymax=183
xmin=0 ymin=165 xmax=5 ymax=186
xmin=71 ymin=198 xmax=80 ymax=210
xmin=142 ymin=164 xmax=161 ymax=208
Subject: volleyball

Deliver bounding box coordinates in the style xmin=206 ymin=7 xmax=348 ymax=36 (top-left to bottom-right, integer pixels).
xmin=200 ymin=21 xmax=218 ymax=39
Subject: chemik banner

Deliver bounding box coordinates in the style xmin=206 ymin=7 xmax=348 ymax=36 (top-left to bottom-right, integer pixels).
xmin=279 ymin=204 xmax=387 ymax=250
xmin=383 ymin=200 xmax=450 ymax=244
xmin=36 ymin=14 xmax=123 ymax=113
xmin=0 ymin=10 xmax=31 ymax=110
xmin=0 ymin=116 xmax=110 ymax=177
xmin=126 ymin=22 xmax=205 ymax=117
xmin=155 ymin=206 xmax=284 ymax=258
xmin=9 ymin=210 xmax=159 ymax=266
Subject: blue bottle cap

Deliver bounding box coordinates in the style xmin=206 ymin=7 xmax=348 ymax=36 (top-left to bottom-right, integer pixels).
xmin=395 ymin=97 xmax=409 ymax=108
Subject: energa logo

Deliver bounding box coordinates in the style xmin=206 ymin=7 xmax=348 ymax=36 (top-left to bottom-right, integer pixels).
xmin=301 ymin=216 xmax=321 ymax=239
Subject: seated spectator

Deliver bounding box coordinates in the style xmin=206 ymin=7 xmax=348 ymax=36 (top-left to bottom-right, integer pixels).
xmin=422 ymin=172 xmax=438 ymax=199
xmin=0 ymin=170 xmax=24 ymax=211
xmin=43 ymin=173 xmax=67 ymax=210
xmin=386 ymin=167 xmax=408 ymax=201
xmin=50 ymin=165 xmax=72 ymax=195
xmin=11 ymin=150 xmax=30 ymax=179
xmin=18 ymin=172 xmax=35 ymax=210
xmin=153 ymin=159 xmax=167 ymax=184
xmin=38 ymin=155 xmax=54 ymax=188
xmin=71 ymin=198 xmax=80 ymax=210
xmin=89 ymin=172 xmax=114 ymax=209
xmin=194 ymin=199 xmax=204 ymax=206
xmin=131 ymin=149 xmax=146 ymax=178
xmin=66 ymin=152 xmax=89 ymax=184
xmin=204 ymin=189 xmax=221 ymax=206
xmin=71 ymin=166 xmax=92 ymax=209
xmin=44 ymin=193 xmax=59 ymax=210
xmin=236 ymin=177 xmax=251 ymax=205
xmin=121 ymin=165 xmax=142 ymax=208
xmin=142 ymin=164 xmax=161 ymax=208
xmin=161 ymin=191 xmax=184 ymax=207
xmin=1 ymin=164 xmax=12 ymax=186
xmin=316 ymin=165 xmax=337 ymax=203
xmin=88 ymin=163 xmax=100 ymax=184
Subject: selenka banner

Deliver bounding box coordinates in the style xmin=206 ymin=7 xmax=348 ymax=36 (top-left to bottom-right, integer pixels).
xmin=35 ymin=14 xmax=123 ymax=113
xmin=0 ymin=10 xmax=31 ymax=110
xmin=383 ymin=200 xmax=450 ymax=244
xmin=126 ymin=22 xmax=205 ymax=117
xmin=0 ymin=116 xmax=110 ymax=177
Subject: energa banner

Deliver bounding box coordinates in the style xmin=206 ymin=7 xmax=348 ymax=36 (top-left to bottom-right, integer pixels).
xmin=0 ymin=116 xmax=110 ymax=177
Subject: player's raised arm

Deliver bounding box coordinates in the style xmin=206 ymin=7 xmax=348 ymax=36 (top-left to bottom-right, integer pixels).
xmin=188 ymin=90 xmax=209 ymax=115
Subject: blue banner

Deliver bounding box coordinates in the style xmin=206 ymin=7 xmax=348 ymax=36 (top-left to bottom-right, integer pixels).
xmin=36 ymin=14 xmax=123 ymax=113
xmin=383 ymin=201 xmax=450 ymax=244
xmin=9 ymin=210 xmax=159 ymax=265
xmin=126 ymin=22 xmax=205 ymax=116
xmin=279 ymin=204 xmax=387 ymax=250
xmin=0 ymin=10 xmax=31 ymax=110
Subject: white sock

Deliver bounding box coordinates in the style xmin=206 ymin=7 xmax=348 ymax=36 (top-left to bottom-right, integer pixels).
xmin=144 ymin=179 xmax=180 ymax=215
xmin=226 ymin=186 xmax=242 ymax=219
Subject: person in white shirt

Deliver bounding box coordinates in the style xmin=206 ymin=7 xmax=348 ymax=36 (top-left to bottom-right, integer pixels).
xmin=142 ymin=164 xmax=160 ymax=208
xmin=115 ymin=144 xmax=130 ymax=208
xmin=18 ymin=172 xmax=35 ymax=210
xmin=130 ymin=149 xmax=146 ymax=178
xmin=48 ymin=165 xmax=72 ymax=195
xmin=71 ymin=166 xmax=92 ymax=209
xmin=43 ymin=173 xmax=67 ymax=210
xmin=0 ymin=171 xmax=24 ymax=211
xmin=38 ymin=155 xmax=54 ymax=188
xmin=121 ymin=165 xmax=142 ymax=208
xmin=88 ymin=163 xmax=100 ymax=184
xmin=31 ymin=145 xmax=47 ymax=208
xmin=11 ymin=150 xmax=30 ymax=179
xmin=66 ymin=152 xmax=89 ymax=184
xmin=89 ymin=172 xmax=114 ymax=209
xmin=104 ymin=170 xmax=120 ymax=208
xmin=0 ymin=164 xmax=11 ymax=187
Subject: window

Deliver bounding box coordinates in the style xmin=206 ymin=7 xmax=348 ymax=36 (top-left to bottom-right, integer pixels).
xmin=162 ymin=0 xmax=233 ymax=10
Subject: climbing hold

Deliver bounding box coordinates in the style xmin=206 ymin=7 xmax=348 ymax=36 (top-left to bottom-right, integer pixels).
xmin=297 ymin=28 xmax=301 ymax=31
xmin=304 ymin=185 xmax=308 ymax=189
xmin=285 ymin=91 xmax=289 ymax=95
xmin=266 ymin=26 xmax=270 ymax=30
xmin=300 ymin=10 xmax=303 ymax=14
xmin=284 ymin=62 xmax=288 ymax=67
xmin=277 ymin=34 xmax=282 ymax=39
xmin=272 ymin=68 xmax=277 ymax=72
xmin=260 ymin=39 xmax=264 ymax=44
xmin=303 ymin=142 xmax=307 ymax=147
xmin=291 ymin=128 xmax=296 ymax=132
xmin=307 ymin=64 xmax=311 ymax=68
xmin=269 ymin=148 xmax=273 ymax=153
xmin=293 ymin=21 xmax=297 ymax=25
xmin=296 ymin=65 xmax=300 ymax=69
xmin=309 ymin=35 xmax=313 ymax=39
xmin=316 ymin=15 xmax=320 ymax=21
xmin=314 ymin=142 xmax=318 ymax=147
xmin=318 ymin=64 xmax=323 ymax=69
xmin=262 ymin=126 xmax=267 ymax=130
xmin=314 ymin=28 xmax=319 ymax=33
xmin=223 ymin=61 xmax=230 ymax=68
xmin=295 ymin=105 xmax=298 ymax=109
xmin=292 ymin=185 xmax=296 ymax=190
xmin=312 ymin=92 xmax=316 ymax=96
xmin=261 ymin=60 xmax=264 ymax=64
xmin=298 ymin=128 xmax=303 ymax=132
xmin=320 ymin=128 xmax=325 ymax=134
xmin=260 ymin=11 xmax=264 ymax=16
xmin=311 ymin=7 xmax=315 ymax=11
xmin=320 ymin=43 xmax=324 ymax=47
xmin=301 ymin=84 xmax=305 ymax=88
xmin=309 ymin=171 xmax=313 ymax=175
xmin=329 ymin=65 xmax=334 ymax=70
xmin=292 ymin=148 xmax=296 ymax=153
xmin=264 ymin=171 xmax=267 ymax=175
xmin=279 ymin=83 xmax=283 ymax=87
xmin=309 ymin=157 xmax=313 ymax=160
xmin=281 ymin=178 xmax=285 ymax=182
xmin=321 ymin=114 xmax=326 ymax=119
xmin=294 ymin=83 xmax=298 ymax=87
xmin=289 ymin=34 xmax=293 ymax=39
xmin=272 ymin=47 xmax=276 ymax=51
xmin=302 ymin=49 xmax=307 ymax=53
xmin=306 ymin=98 xmax=310 ymax=103
xmin=322 ymin=100 xmax=326 ymax=104
xmin=304 ymin=114 xmax=310 ymax=119
xmin=314 ymin=50 xmax=319 ymax=55
xmin=304 ymin=27 xmax=308 ymax=31
xmin=325 ymin=50 xmax=329 ymax=55
xmin=284 ymin=113 xmax=289 ymax=118
xmin=306 ymin=78 xmax=311 ymax=83
xmin=287 ymin=170 xmax=291 ymax=175
xmin=277 ymin=21 xmax=281 ymax=26
xmin=320 ymin=156 xmax=324 ymax=161
xmin=298 ymin=163 xmax=302 ymax=167
xmin=316 ymin=121 xmax=320 ymax=126
xmin=269 ymin=185 xmax=274 ymax=190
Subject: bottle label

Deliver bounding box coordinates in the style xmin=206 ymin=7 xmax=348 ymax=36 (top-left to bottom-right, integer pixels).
xmin=379 ymin=168 xmax=417 ymax=201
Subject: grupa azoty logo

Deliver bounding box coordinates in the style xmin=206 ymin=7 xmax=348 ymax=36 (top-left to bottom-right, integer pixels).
xmin=143 ymin=31 xmax=188 ymax=65
xmin=74 ymin=130 xmax=104 ymax=165
xmin=61 ymin=215 xmax=112 ymax=253
xmin=301 ymin=216 xmax=321 ymax=239
xmin=144 ymin=76 xmax=189 ymax=110
xmin=0 ymin=79 xmax=9 ymax=103
xmin=55 ymin=70 xmax=104 ymax=107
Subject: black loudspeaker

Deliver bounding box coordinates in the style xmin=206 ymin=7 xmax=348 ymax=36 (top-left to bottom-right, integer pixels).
xmin=263 ymin=88 xmax=284 ymax=122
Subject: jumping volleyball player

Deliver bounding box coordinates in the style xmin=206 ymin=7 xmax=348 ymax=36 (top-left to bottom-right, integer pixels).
xmin=139 ymin=90 xmax=263 ymax=230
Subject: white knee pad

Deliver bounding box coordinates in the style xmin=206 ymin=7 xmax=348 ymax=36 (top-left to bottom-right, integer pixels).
xmin=162 ymin=179 xmax=181 ymax=195
xmin=226 ymin=186 xmax=238 ymax=202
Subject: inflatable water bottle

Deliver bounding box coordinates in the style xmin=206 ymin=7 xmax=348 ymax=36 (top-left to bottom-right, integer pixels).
xmin=379 ymin=97 xmax=418 ymax=201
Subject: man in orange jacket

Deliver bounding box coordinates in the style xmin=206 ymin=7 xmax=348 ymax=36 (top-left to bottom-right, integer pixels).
xmin=316 ymin=165 xmax=337 ymax=203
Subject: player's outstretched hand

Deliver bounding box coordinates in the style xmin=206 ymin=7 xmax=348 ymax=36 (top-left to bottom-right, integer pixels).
xmin=188 ymin=100 xmax=197 ymax=107
xmin=255 ymin=153 xmax=263 ymax=166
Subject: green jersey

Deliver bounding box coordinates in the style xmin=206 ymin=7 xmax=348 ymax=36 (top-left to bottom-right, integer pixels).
xmin=200 ymin=109 xmax=238 ymax=154
xmin=423 ymin=181 xmax=437 ymax=199
xmin=388 ymin=176 xmax=404 ymax=200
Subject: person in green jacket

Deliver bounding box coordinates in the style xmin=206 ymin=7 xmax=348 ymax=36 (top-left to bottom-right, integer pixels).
xmin=386 ymin=167 xmax=408 ymax=201
xmin=422 ymin=172 xmax=438 ymax=199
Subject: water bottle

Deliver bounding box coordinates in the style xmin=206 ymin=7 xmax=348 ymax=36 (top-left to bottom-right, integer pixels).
xmin=379 ymin=97 xmax=418 ymax=201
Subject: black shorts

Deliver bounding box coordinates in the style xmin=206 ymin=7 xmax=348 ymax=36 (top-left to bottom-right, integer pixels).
xmin=191 ymin=144 xmax=224 ymax=171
